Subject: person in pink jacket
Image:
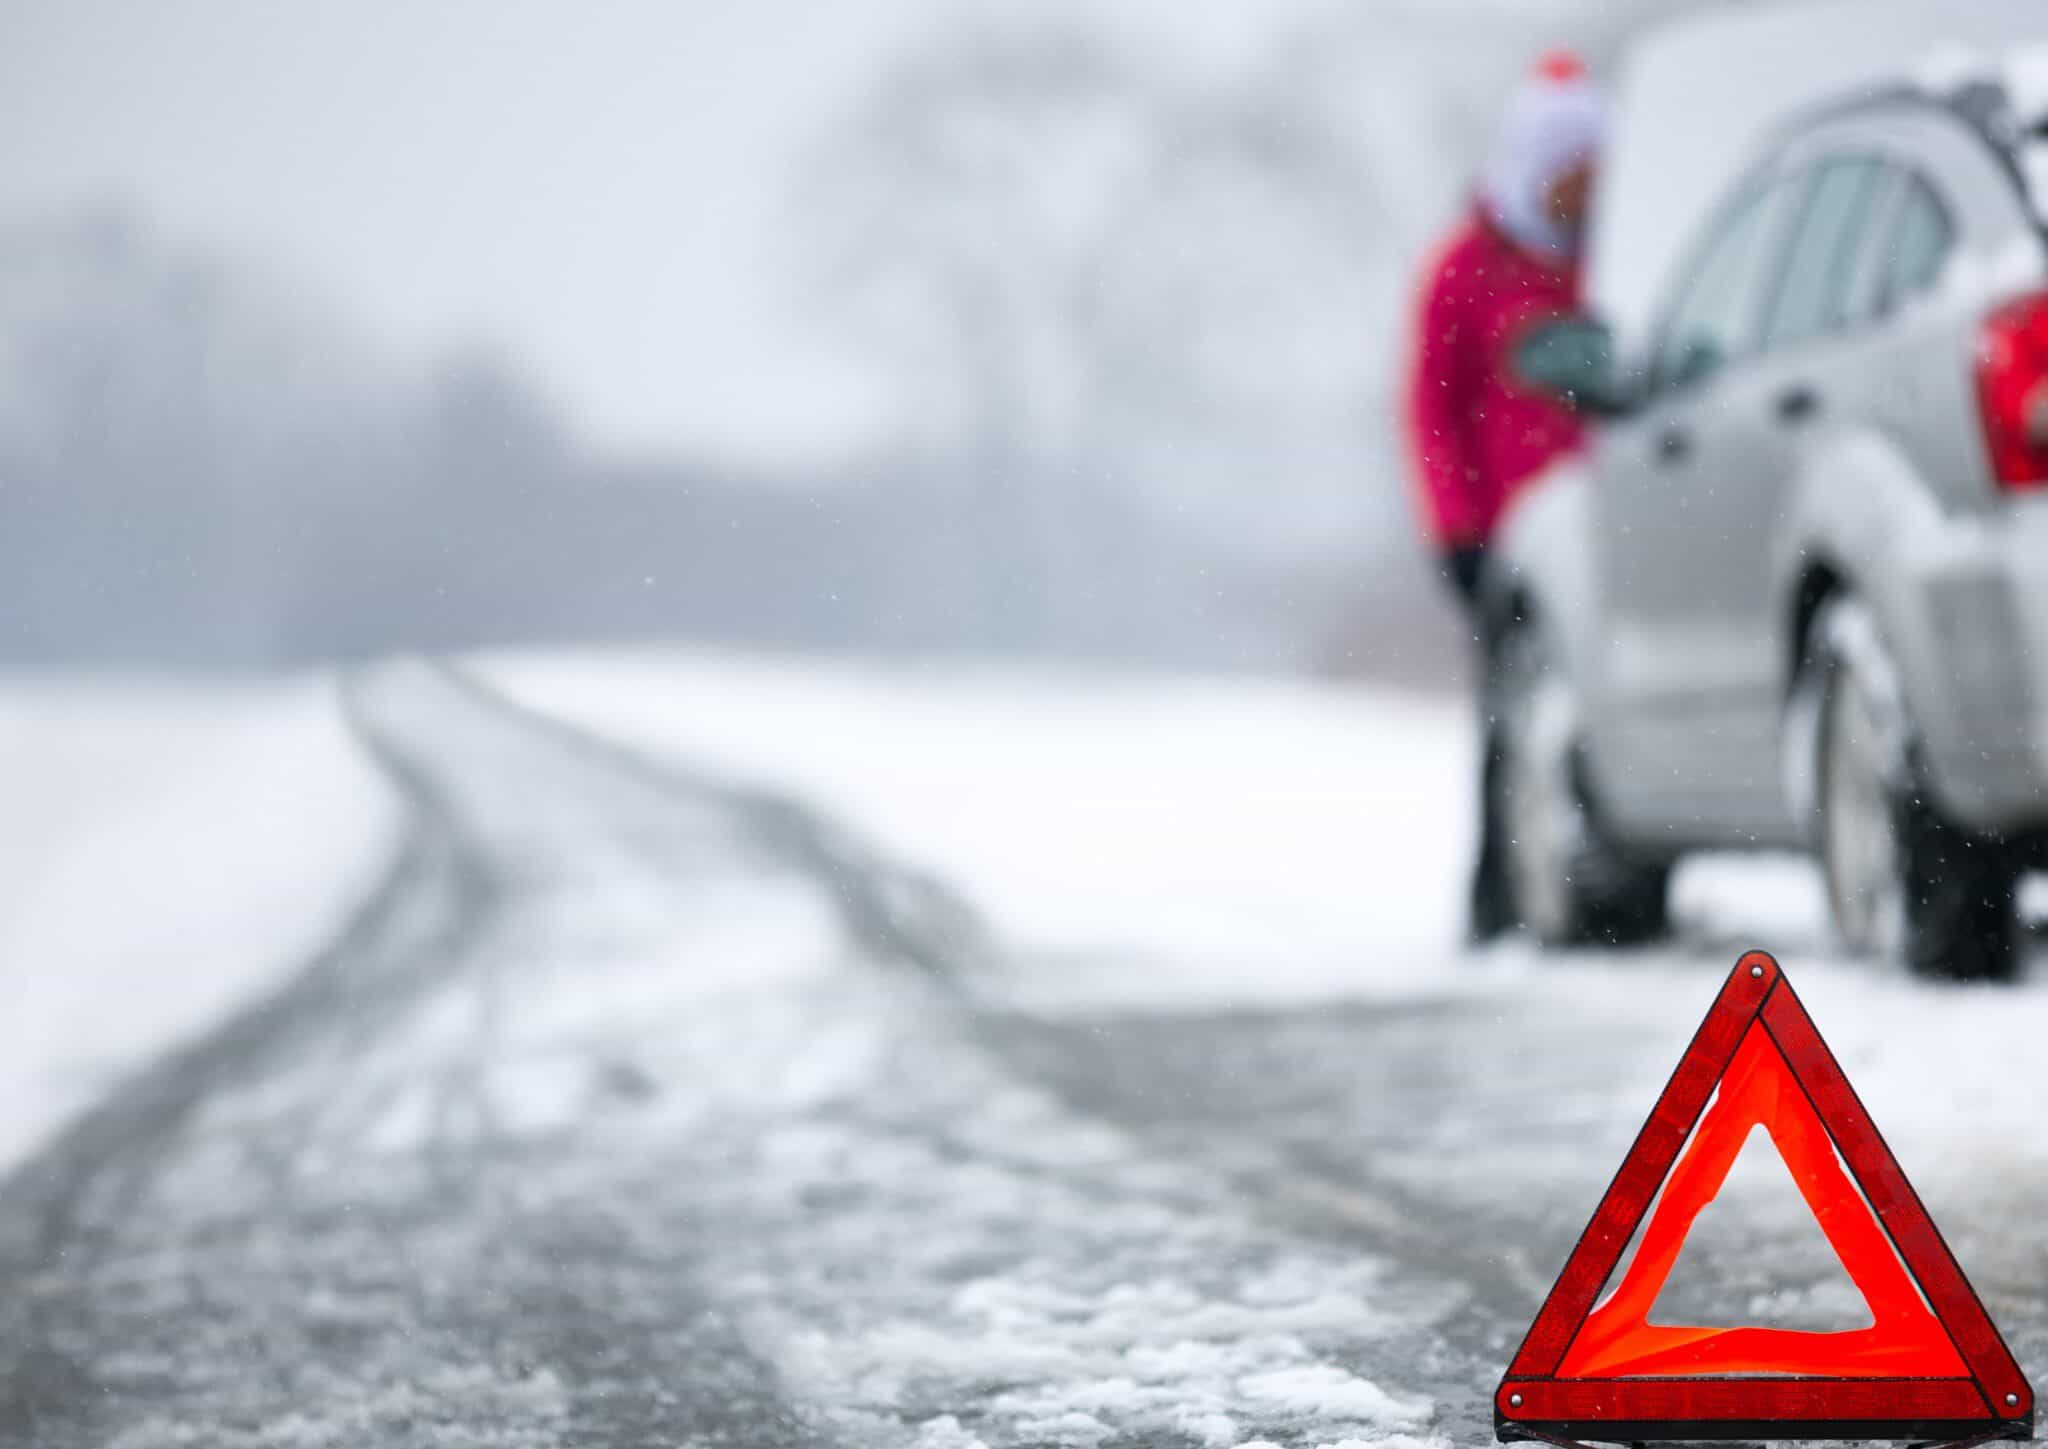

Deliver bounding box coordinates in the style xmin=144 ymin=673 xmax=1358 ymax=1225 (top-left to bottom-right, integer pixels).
xmin=1404 ymin=50 xmax=1605 ymax=939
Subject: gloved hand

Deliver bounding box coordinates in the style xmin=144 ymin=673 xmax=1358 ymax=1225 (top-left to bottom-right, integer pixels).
xmin=1442 ymin=543 xmax=1487 ymax=607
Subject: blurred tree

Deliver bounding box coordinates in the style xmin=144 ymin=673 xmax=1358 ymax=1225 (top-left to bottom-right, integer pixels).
xmin=805 ymin=20 xmax=1160 ymax=652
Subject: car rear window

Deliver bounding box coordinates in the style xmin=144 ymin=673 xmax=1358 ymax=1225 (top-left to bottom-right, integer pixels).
xmin=1872 ymin=175 xmax=1953 ymax=316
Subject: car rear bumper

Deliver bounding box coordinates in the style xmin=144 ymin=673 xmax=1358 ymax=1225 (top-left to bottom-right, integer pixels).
xmin=1893 ymin=495 xmax=2048 ymax=832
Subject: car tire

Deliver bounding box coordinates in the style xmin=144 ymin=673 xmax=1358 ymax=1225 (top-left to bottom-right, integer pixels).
xmin=1489 ymin=618 xmax=1669 ymax=946
xmin=1807 ymin=595 xmax=2019 ymax=982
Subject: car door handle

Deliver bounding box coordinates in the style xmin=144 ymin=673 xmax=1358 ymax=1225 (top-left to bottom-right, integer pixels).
xmin=1775 ymin=383 xmax=1820 ymax=424
xmin=1656 ymin=424 xmax=1691 ymax=464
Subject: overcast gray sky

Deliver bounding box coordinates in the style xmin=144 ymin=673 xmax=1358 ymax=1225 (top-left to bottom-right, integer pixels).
xmin=0 ymin=0 xmax=955 ymax=462
xmin=0 ymin=0 xmax=1302 ymax=464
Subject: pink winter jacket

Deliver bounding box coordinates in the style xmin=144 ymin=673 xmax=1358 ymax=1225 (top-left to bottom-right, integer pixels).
xmin=1404 ymin=207 xmax=1585 ymax=548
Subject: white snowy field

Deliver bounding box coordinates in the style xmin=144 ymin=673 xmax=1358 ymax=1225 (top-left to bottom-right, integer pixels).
xmin=481 ymin=648 xmax=2048 ymax=1181
xmin=0 ymin=673 xmax=397 ymax=1170
xmin=480 ymin=649 xmax=1474 ymax=1008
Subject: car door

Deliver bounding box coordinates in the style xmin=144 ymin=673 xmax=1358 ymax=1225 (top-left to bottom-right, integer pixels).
xmin=1591 ymin=170 xmax=1807 ymax=832
xmin=1711 ymin=157 xmax=1895 ymax=787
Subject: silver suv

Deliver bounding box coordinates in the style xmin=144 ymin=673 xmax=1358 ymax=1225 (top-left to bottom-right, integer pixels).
xmin=1490 ymin=63 xmax=2048 ymax=979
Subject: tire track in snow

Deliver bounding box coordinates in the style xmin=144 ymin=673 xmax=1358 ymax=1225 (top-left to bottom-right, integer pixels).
xmin=0 ymin=679 xmax=487 ymax=1441
xmin=422 ymin=663 xmax=992 ymax=985
xmin=0 ymin=659 xmax=988 ymax=1447
xmin=0 ymin=659 xmax=1591 ymax=1448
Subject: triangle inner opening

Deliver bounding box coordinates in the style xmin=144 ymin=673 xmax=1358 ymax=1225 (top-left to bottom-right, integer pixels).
xmin=1647 ymin=1123 xmax=1875 ymax=1332
xmin=1554 ymin=1018 xmax=1968 ymax=1379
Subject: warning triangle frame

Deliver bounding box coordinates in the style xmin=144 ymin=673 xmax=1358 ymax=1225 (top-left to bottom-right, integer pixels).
xmin=1495 ymin=951 xmax=2033 ymax=1446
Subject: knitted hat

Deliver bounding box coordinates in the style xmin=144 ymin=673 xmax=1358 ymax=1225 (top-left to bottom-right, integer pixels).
xmin=1482 ymin=50 xmax=1606 ymax=260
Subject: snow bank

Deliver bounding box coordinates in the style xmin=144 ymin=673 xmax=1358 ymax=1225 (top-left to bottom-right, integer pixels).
xmin=0 ymin=672 xmax=396 ymax=1170
xmin=478 ymin=648 xmax=1473 ymax=1010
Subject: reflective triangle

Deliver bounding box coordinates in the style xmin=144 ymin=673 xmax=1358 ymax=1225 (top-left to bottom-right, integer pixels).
xmin=1496 ymin=952 xmax=2032 ymax=1444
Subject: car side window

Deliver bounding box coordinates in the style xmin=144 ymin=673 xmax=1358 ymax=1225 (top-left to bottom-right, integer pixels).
xmin=1652 ymin=175 xmax=1801 ymax=394
xmin=1765 ymin=157 xmax=1887 ymax=349
xmin=1871 ymin=175 xmax=1953 ymax=317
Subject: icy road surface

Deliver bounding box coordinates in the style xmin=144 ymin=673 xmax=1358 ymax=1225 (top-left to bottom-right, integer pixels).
xmin=0 ymin=658 xmax=2043 ymax=1448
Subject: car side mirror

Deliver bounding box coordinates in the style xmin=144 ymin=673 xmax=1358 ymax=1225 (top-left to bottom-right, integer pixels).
xmin=1513 ymin=317 xmax=1636 ymax=419
xmin=1667 ymin=337 xmax=1724 ymax=392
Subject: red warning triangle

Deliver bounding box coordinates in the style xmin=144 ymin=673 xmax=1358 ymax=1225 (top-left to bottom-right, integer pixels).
xmin=1497 ymin=951 xmax=2033 ymax=1445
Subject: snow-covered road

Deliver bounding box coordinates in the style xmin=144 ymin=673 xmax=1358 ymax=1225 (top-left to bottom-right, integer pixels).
xmin=0 ymin=656 xmax=2043 ymax=1449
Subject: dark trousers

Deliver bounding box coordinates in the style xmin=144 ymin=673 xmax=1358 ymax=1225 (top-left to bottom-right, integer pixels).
xmin=1466 ymin=596 xmax=1514 ymax=941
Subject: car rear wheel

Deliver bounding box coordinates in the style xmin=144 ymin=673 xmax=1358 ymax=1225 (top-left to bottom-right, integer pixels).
xmin=1490 ymin=620 xmax=1669 ymax=946
xmin=1809 ymin=596 xmax=2019 ymax=981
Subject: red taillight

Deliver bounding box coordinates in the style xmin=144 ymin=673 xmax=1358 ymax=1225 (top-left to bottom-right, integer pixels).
xmin=1976 ymin=292 xmax=2048 ymax=491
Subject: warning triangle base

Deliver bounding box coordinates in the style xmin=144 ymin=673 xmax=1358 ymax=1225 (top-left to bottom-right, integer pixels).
xmin=1508 ymin=1424 xmax=2020 ymax=1449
